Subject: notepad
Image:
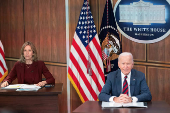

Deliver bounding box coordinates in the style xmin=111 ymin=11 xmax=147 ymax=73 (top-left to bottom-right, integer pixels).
xmin=101 ymin=102 xmax=147 ymax=108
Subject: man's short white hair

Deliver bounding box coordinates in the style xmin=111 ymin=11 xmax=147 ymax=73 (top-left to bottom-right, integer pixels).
xmin=118 ymin=52 xmax=134 ymax=62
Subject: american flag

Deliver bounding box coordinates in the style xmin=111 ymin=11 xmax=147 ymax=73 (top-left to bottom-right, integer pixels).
xmin=68 ymin=0 xmax=105 ymax=103
xmin=0 ymin=41 xmax=8 ymax=83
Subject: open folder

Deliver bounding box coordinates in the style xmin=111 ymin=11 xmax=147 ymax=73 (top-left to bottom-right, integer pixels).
xmin=101 ymin=102 xmax=147 ymax=108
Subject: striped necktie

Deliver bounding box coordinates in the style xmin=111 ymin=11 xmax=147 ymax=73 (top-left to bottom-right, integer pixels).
xmin=122 ymin=76 xmax=128 ymax=95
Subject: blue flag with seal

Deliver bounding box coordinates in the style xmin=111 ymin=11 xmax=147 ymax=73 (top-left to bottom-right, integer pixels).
xmin=99 ymin=0 xmax=122 ymax=75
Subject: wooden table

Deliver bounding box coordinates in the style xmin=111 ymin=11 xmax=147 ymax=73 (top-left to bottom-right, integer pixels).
xmin=73 ymin=101 xmax=170 ymax=113
xmin=0 ymin=83 xmax=63 ymax=113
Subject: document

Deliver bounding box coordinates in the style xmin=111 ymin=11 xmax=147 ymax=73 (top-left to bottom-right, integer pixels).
xmin=101 ymin=102 xmax=147 ymax=108
xmin=1 ymin=84 xmax=41 ymax=91
xmin=1 ymin=84 xmax=25 ymax=89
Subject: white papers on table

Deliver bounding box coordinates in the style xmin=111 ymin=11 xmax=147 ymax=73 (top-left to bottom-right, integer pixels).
xmin=1 ymin=84 xmax=25 ymax=89
xmin=20 ymin=84 xmax=41 ymax=89
xmin=101 ymin=102 xmax=147 ymax=108
xmin=1 ymin=84 xmax=41 ymax=91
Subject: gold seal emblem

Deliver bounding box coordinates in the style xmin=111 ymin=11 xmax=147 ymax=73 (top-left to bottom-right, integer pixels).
xmin=101 ymin=32 xmax=121 ymax=68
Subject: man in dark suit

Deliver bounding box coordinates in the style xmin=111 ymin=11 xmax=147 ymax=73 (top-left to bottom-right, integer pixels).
xmin=98 ymin=52 xmax=152 ymax=103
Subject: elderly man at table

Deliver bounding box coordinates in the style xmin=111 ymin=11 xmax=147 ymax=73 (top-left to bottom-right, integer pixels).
xmin=98 ymin=52 xmax=152 ymax=103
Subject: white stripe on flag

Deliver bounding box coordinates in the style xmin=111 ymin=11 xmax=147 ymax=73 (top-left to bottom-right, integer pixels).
xmin=0 ymin=54 xmax=7 ymax=70
xmin=0 ymin=41 xmax=4 ymax=52
xmin=0 ymin=66 xmax=4 ymax=75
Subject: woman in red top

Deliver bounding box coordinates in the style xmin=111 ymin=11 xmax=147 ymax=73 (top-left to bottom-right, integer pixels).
xmin=1 ymin=41 xmax=55 ymax=87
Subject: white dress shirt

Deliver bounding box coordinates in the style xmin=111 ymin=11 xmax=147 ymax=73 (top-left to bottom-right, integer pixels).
xmin=109 ymin=72 xmax=138 ymax=102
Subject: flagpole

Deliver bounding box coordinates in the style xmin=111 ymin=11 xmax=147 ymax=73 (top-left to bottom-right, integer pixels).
xmin=65 ymin=0 xmax=70 ymax=113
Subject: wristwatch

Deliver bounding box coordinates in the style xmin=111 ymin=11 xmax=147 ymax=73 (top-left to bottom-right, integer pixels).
xmin=131 ymin=97 xmax=133 ymax=102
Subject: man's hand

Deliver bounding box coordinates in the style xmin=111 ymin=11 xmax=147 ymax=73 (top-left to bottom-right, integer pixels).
xmin=113 ymin=94 xmax=132 ymax=103
xmin=121 ymin=94 xmax=132 ymax=103
xmin=113 ymin=94 xmax=126 ymax=103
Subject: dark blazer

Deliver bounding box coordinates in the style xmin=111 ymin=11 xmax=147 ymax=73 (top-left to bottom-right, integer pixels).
xmin=4 ymin=61 xmax=55 ymax=84
xmin=98 ymin=69 xmax=152 ymax=102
